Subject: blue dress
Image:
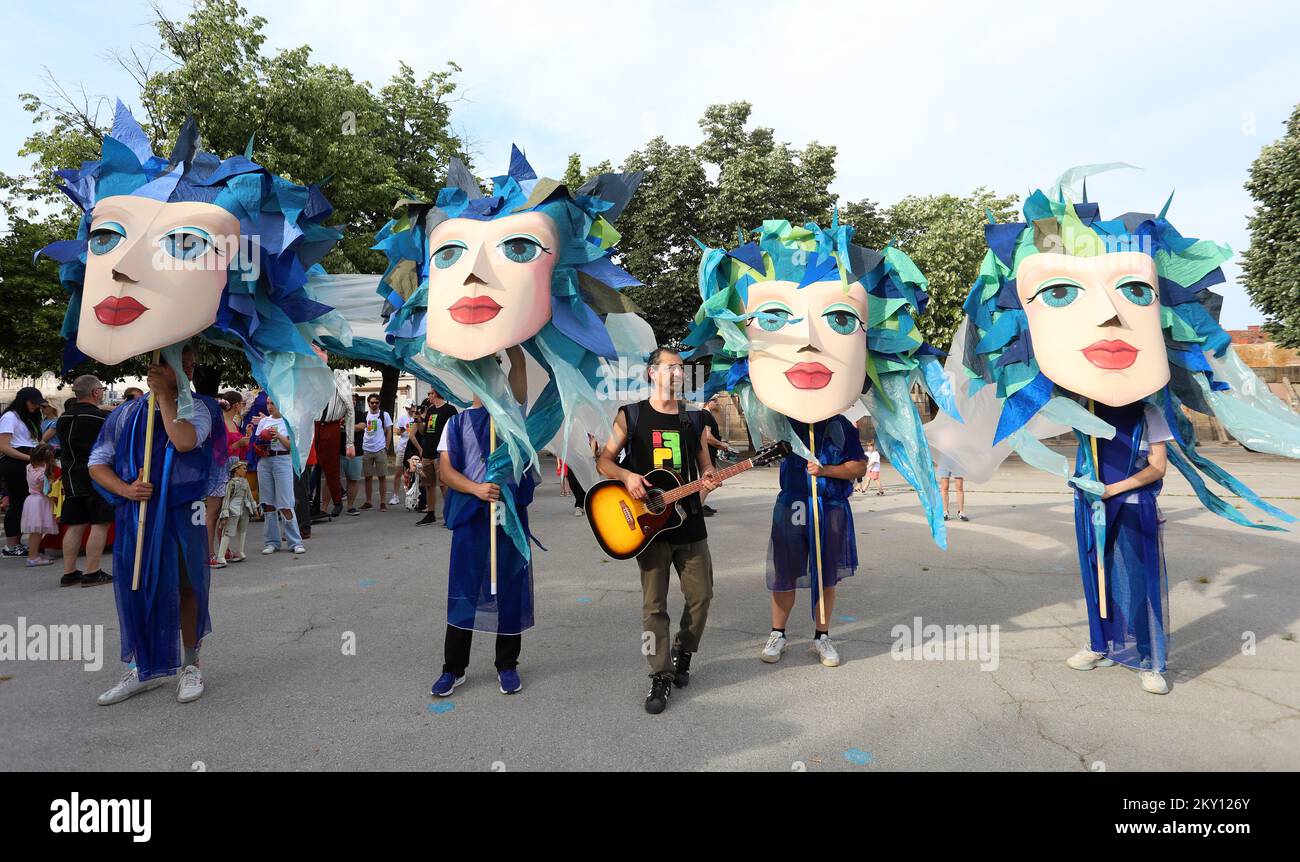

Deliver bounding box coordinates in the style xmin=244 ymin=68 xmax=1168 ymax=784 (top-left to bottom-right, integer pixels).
xmin=94 ymin=397 xmax=215 ymax=681
xmin=769 ymin=415 xmax=865 ymax=607
xmin=441 ymin=407 xmax=537 ymax=635
xmin=1073 ymin=401 xmax=1169 ymax=673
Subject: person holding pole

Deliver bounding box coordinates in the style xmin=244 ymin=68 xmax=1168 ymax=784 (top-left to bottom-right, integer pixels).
xmin=89 ymin=356 xmax=215 ymax=704
xmin=684 ymin=217 xmax=952 ymax=670
xmin=430 ymin=346 xmax=533 ymax=697
xmin=37 ymin=103 xmax=347 ymax=705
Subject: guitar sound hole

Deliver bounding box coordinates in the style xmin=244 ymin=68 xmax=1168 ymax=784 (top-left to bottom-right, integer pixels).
xmin=645 ymin=490 xmax=666 ymax=515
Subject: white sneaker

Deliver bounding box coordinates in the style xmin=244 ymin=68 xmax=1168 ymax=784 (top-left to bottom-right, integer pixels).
xmin=1139 ymin=670 xmax=1169 ymax=695
xmin=262 ymin=545 xmax=276 ymax=555
xmin=176 ymin=664 xmax=205 ymax=703
xmin=97 ymin=666 xmax=166 ymax=706
xmin=760 ymin=631 xmax=787 ymax=663
xmin=1066 ymin=649 xmax=1115 ymax=670
xmin=573 ymin=508 xmax=584 ymax=517
xmin=388 ymin=495 xmax=400 ymax=506
xmin=292 ymin=545 xmax=306 ymax=554
xmin=812 ymin=635 xmax=841 ymax=667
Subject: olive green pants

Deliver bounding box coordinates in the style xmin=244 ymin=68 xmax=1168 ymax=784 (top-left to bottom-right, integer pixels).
xmin=637 ymin=539 xmax=713 ymax=675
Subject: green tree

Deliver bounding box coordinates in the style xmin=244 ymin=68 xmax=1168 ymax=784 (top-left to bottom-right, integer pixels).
xmin=868 ymin=189 xmax=1021 ymax=350
xmin=568 ymin=101 xmax=838 ymax=342
xmin=1242 ymin=102 xmax=1300 ymax=349
xmin=0 ymin=0 xmax=467 ymax=411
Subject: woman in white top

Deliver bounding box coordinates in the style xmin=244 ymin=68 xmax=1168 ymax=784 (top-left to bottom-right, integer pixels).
xmin=0 ymin=387 xmax=45 ymax=557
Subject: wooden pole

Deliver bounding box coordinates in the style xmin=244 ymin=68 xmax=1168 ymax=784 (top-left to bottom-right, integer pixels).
xmin=489 ymin=418 xmax=497 ymax=597
xmin=1088 ymin=400 xmax=1107 ymax=620
xmin=809 ymin=424 xmax=826 ymax=626
xmin=131 ymin=349 xmax=161 ymax=592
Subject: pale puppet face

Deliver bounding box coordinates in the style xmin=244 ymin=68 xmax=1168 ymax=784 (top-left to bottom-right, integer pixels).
xmin=744 ymin=278 xmax=869 ymax=423
xmin=80 ymin=195 xmax=239 ymax=366
xmin=1016 ymin=251 xmax=1168 ymax=408
xmin=422 ymin=212 xmax=558 ymax=361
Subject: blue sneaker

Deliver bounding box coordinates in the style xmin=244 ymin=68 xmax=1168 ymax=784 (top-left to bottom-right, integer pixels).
xmin=430 ymin=672 xmax=465 ymax=697
xmin=498 ymin=669 xmax=522 ymax=695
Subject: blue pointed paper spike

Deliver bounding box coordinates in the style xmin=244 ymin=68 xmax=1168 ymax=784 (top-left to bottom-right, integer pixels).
xmin=1158 ymin=189 xmax=1175 ymax=220
xmin=508 ymin=144 xmax=538 ymax=182
xmin=244 ymin=135 xmax=255 ymax=159
xmin=110 ymin=100 xmax=156 ymax=165
xmin=1081 ymin=177 xmax=1088 ymax=203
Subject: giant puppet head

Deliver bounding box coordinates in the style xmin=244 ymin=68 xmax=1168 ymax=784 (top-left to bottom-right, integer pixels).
xmin=374 ymin=147 xmax=648 ymax=559
xmin=956 ymin=170 xmax=1300 ymax=529
xmin=40 ymin=101 xmax=344 ymax=471
xmin=686 ymin=217 xmax=957 ymax=546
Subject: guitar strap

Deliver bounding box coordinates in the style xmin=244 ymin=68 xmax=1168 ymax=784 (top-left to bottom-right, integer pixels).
xmin=676 ymin=399 xmax=702 ymax=517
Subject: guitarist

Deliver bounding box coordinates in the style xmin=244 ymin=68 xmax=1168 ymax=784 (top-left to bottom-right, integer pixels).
xmin=597 ymin=347 xmax=722 ymax=715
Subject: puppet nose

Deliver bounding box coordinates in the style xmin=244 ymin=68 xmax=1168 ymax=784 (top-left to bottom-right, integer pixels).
xmin=465 ymin=245 xmax=495 ymax=288
xmin=1090 ymin=281 xmax=1125 ymax=328
xmin=110 ymin=235 xmax=150 ymax=284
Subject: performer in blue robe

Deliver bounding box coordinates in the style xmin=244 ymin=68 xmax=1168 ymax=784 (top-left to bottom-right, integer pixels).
xmin=1074 ymin=401 xmax=1173 ymax=674
xmin=431 ymin=390 xmax=538 ymax=697
xmin=89 ymin=362 xmax=214 ymax=701
xmin=769 ymin=416 xmax=866 ymax=633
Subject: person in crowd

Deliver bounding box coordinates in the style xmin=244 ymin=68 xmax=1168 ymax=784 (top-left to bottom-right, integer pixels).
xmin=254 ymin=398 xmax=306 ymax=555
xmin=699 ymin=398 xmax=731 ymax=516
xmin=864 ymin=440 xmax=885 ymax=495
xmin=0 ymin=387 xmax=44 ymax=558
xmin=341 ymin=396 xmax=365 ymax=515
xmin=355 ymin=394 xmax=392 ymax=511
xmin=121 ymin=387 xmax=144 ymax=402
xmin=937 ymin=457 xmax=968 ymax=521
xmin=315 ymin=359 xmax=353 ymax=518
xmin=22 ymin=443 xmax=58 ymax=567
xmin=217 ymin=460 xmax=255 ymax=564
xmin=391 ymin=404 xmax=414 ymax=506
xmin=39 ymin=402 xmax=60 ymax=452
xmin=56 ymin=374 xmax=113 ymax=587
xmin=415 ymin=390 xmax=458 ymax=526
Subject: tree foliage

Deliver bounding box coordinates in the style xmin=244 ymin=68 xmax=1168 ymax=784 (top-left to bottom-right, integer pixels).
xmin=1242 ymin=102 xmax=1300 ymax=349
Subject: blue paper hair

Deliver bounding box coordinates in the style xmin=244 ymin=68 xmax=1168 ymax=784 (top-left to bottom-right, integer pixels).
xmin=961 ymin=174 xmax=1300 ymax=529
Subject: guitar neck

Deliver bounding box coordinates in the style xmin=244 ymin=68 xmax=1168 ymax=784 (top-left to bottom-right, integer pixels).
xmin=660 ymin=458 xmax=755 ymax=505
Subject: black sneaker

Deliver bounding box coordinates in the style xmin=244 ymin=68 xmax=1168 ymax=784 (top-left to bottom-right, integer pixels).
xmin=80 ymin=571 xmax=113 ymax=588
xmin=2 ymin=544 xmax=26 ymax=558
xmin=345 ymin=508 xmax=360 ymax=517
xmin=644 ymin=673 xmax=673 ymax=715
xmin=59 ymin=570 xmax=83 ymax=588
xmin=671 ymin=649 xmax=692 ymax=688
xmin=701 ymin=505 xmax=716 ymax=517
xmin=329 ymin=503 xmax=343 ymax=518
xmin=416 ymin=512 xmax=437 ymax=526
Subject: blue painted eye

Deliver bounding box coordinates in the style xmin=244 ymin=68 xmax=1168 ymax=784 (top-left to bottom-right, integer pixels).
xmin=88 ymin=222 xmax=125 ymax=256
xmin=754 ymin=307 xmax=793 ymax=332
xmin=499 ymin=234 xmax=544 ymax=264
xmin=1117 ymin=280 xmax=1155 ymax=307
xmin=1034 ymin=282 xmax=1081 ymax=308
xmin=432 ymin=242 xmax=466 ymax=269
xmin=161 ymin=228 xmax=213 ymax=261
xmin=822 ymin=307 xmax=863 ymax=335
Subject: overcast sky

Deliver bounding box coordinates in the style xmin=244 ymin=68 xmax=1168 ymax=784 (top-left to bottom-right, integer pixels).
xmin=4 ymin=0 xmax=1297 ymax=328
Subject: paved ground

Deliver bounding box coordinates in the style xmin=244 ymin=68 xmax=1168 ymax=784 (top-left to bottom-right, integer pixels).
xmin=1 ymin=445 xmax=1298 ymax=772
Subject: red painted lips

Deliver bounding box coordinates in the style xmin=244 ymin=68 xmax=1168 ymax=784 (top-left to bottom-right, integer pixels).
xmin=448 ymin=295 xmax=502 ymax=325
xmin=93 ymin=295 xmax=148 ymax=326
xmin=784 ymin=362 xmax=833 ymax=390
xmin=1082 ymin=340 xmax=1139 ymax=370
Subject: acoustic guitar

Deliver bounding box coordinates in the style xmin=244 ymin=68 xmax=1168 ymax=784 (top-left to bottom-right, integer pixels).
xmin=585 ymin=441 xmax=792 ymax=559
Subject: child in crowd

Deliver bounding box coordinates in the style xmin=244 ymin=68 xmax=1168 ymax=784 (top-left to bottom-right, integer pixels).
xmin=22 ymin=444 xmax=58 ymax=567
xmin=217 ymin=460 xmax=256 ymax=564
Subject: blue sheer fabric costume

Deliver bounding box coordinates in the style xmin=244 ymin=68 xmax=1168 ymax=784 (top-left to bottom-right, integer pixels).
xmin=94 ymin=396 xmax=214 ymax=681
xmin=442 ymin=407 xmax=537 ymax=636
xmin=770 ymin=416 xmax=865 ymax=610
xmin=1074 ymin=401 xmax=1169 ymax=673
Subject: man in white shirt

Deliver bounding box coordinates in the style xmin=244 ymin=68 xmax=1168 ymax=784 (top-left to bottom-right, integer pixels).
xmin=355 ymin=394 xmax=393 ymax=511
xmin=390 ymin=404 xmax=414 ymax=506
